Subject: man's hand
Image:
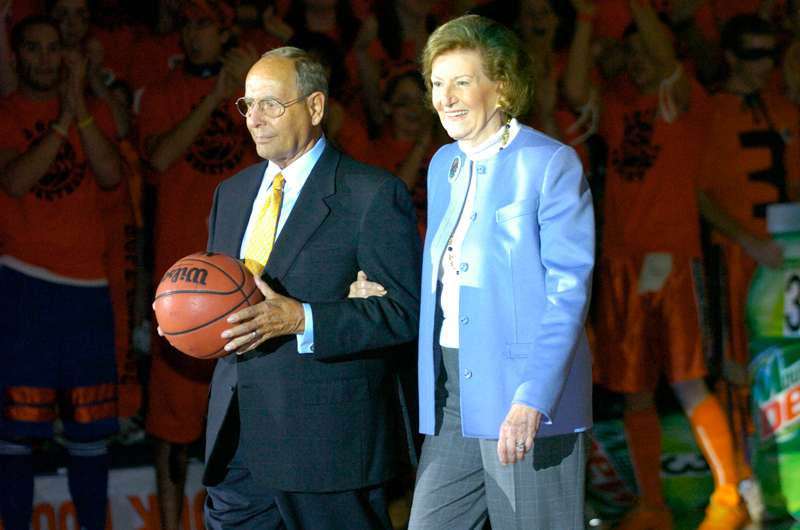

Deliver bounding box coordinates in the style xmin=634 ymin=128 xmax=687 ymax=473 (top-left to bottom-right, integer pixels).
xmin=59 ymin=49 xmax=87 ymax=121
xmin=498 ymin=403 xmax=542 ymax=466
xmin=213 ymin=44 xmax=258 ymax=102
xmin=348 ymin=270 xmax=386 ymax=298
xmin=222 ymin=274 xmax=306 ymax=354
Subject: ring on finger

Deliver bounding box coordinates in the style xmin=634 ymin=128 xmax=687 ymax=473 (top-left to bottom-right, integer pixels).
xmin=252 ymin=330 xmax=259 ymax=340
xmin=516 ymin=442 xmax=525 ymax=451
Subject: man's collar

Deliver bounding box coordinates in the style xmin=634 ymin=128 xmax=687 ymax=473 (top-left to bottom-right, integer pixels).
xmin=266 ymin=134 xmax=327 ymax=186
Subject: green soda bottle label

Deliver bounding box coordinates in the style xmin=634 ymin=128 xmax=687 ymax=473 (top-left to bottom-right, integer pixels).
xmin=750 ymin=341 xmax=800 ymax=520
xmin=751 ymin=343 xmax=800 ymax=442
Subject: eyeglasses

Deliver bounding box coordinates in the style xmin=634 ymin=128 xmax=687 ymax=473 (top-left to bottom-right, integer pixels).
xmin=235 ymin=94 xmax=310 ymax=118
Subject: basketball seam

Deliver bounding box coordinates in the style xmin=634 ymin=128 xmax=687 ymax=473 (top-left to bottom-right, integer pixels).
xmin=161 ymin=284 xmax=262 ymax=337
xmin=155 ymin=253 xmax=262 ymax=359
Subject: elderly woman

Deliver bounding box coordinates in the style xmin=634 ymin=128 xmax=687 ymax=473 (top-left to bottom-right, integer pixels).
xmin=408 ymin=14 xmax=594 ymax=530
xmin=354 ymin=13 xmax=594 ymax=529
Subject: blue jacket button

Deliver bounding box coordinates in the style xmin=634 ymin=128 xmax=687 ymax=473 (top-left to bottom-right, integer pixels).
xmin=460 ymin=316 xmax=469 ymax=324
xmin=463 ymin=370 xmax=472 ymax=379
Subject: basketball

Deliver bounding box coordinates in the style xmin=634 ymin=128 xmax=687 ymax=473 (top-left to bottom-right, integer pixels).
xmin=153 ymin=252 xmax=264 ymax=359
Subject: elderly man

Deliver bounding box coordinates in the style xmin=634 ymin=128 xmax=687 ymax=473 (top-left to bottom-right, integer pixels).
xmin=200 ymin=47 xmax=422 ymax=529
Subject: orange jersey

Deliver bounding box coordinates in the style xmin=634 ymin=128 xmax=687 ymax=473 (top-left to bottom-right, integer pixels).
xmin=697 ymin=87 xmax=800 ymax=366
xmin=137 ymin=68 xmax=261 ymax=279
xmin=0 ymin=93 xmax=117 ymax=279
xmin=600 ymin=77 xmax=710 ymax=258
xmin=698 ymin=89 xmax=800 ymax=240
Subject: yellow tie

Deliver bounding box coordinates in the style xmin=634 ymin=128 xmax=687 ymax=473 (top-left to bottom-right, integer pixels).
xmin=244 ymin=173 xmax=285 ymax=276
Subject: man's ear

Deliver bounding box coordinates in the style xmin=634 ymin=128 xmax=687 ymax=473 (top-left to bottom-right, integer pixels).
xmin=309 ymin=92 xmax=327 ymax=126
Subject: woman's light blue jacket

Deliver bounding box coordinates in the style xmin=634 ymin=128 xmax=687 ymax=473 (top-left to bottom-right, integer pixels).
xmin=418 ymin=124 xmax=595 ymax=439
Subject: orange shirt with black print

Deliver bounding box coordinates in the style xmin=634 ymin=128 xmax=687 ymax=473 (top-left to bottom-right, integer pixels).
xmin=137 ymin=68 xmax=261 ymax=280
xmin=698 ymin=88 xmax=800 ymax=240
xmin=599 ymin=76 xmax=710 ymax=259
xmin=697 ymin=87 xmax=800 ymax=364
xmin=0 ymin=92 xmax=117 ymax=280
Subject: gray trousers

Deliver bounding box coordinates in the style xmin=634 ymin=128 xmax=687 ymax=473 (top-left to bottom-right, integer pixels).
xmin=408 ymin=347 xmax=588 ymax=530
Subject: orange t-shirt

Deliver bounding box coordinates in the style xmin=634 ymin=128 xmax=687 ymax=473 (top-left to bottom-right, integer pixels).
xmin=697 ymin=88 xmax=800 ymax=240
xmin=137 ymin=67 xmax=261 ymax=280
xmin=127 ymin=28 xmax=184 ymax=94
xmin=0 ymin=93 xmax=117 ymax=279
xmin=600 ymin=77 xmax=710 ymax=258
xmin=89 ymin=23 xmax=140 ymax=89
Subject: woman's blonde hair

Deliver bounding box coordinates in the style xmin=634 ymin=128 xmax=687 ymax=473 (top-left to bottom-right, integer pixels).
xmin=420 ymin=14 xmax=535 ymax=117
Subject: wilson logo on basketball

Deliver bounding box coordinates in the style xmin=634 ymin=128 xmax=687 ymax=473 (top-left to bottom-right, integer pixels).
xmin=154 ymin=252 xmax=264 ymax=359
xmin=161 ymin=267 xmax=208 ymax=285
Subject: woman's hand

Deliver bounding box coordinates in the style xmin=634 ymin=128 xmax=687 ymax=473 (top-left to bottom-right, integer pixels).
xmin=348 ymin=270 xmax=386 ymax=298
xmin=497 ymin=403 xmax=542 ymax=466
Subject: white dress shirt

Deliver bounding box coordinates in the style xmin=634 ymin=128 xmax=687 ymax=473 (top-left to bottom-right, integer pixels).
xmin=239 ymin=135 xmax=328 ymax=353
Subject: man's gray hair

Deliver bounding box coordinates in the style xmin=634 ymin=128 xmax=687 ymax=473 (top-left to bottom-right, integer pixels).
xmin=261 ymin=47 xmax=329 ymax=101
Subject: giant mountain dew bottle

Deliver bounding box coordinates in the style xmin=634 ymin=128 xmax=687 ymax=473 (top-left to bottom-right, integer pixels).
xmin=746 ymin=202 xmax=800 ymax=524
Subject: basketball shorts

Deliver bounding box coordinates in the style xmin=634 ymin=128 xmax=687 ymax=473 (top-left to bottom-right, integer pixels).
xmin=0 ymin=266 xmax=118 ymax=440
xmin=145 ymin=335 xmax=215 ymax=444
xmin=592 ymin=254 xmax=709 ymax=393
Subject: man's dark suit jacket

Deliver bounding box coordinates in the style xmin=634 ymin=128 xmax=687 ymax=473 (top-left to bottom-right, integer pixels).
xmin=202 ymin=144 xmax=422 ymax=493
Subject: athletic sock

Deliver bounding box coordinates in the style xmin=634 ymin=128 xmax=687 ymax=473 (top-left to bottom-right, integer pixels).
xmin=66 ymin=439 xmax=109 ymax=530
xmin=687 ymin=396 xmax=741 ymax=506
xmin=623 ymin=405 xmax=667 ymax=508
xmin=0 ymin=440 xmax=34 ymax=530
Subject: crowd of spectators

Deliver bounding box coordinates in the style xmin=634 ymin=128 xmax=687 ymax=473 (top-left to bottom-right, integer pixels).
xmin=2 ymin=0 xmax=800 ymax=528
